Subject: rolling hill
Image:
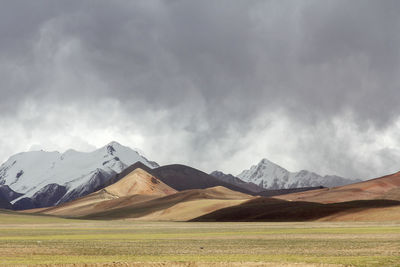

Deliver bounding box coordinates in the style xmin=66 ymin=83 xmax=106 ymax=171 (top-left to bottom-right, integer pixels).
xmin=81 ymin=186 xmax=253 ymax=221
xmin=191 ymin=197 xmax=400 ymax=222
xmin=192 ymin=170 xmax=400 ymax=222
xmin=38 ymin=168 xmax=176 ymax=217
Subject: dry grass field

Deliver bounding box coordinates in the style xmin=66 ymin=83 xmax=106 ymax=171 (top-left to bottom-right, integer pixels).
xmin=0 ymin=210 xmax=399 ymax=266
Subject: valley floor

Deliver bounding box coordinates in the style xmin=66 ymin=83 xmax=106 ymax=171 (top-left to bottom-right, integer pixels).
xmin=0 ymin=211 xmax=399 ymax=266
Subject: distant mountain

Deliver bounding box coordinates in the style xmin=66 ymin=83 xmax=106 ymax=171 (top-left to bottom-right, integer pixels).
xmin=237 ymin=159 xmax=360 ymax=190
xmin=210 ymin=171 xmax=264 ymax=193
xmin=0 ymin=141 xmax=158 ymax=209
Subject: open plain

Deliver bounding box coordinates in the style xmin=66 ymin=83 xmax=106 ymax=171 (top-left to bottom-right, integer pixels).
xmin=0 ymin=210 xmax=399 ymax=267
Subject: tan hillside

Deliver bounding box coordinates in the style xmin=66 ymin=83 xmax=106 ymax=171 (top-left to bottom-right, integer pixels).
xmin=105 ymin=168 xmax=177 ymax=197
xmin=39 ymin=168 xmax=177 ymax=217
xmin=82 ymin=186 xmax=253 ymax=221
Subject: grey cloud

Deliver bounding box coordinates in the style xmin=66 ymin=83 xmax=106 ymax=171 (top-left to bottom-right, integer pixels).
xmin=1 ymin=0 xmax=400 ymax=178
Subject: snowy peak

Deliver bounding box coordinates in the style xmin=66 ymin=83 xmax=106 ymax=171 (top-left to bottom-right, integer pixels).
xmin=237 ymin=158 xmax=290 ymax=188
xmin=238 ymin=158 xmax=359 ymax=190
xmin=104 ymin=141 xmax=123 ymax=156
xmin=0 ymin=142 xmax=160 ymax=208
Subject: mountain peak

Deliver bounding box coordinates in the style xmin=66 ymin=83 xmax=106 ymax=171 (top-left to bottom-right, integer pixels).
xmin=106 ymin=141 xmax=122 ymax=147
xmin=104 ymin=141 xmax=124 ymax=155
xmin=258 ymin=158 xmax=285 ymax=169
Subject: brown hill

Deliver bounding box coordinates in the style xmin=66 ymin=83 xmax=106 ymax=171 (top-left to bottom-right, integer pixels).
xmin=39 ymin=168 xmax=176 ymax=217
xmin=81 ymin=186 xmax=253 ymax=221
xmin=94 ymin=161 xmax=153 ymax=191
xmin=93 ymin=163 xmax=256 ymax=197
xmin=150 ymin=164 xmax=254 ymax=195
xmin=104 ymin=167 xmax=177 ymax=197
xmin=275 ymin=171 xmax=400 ymax=203
xmin=191 ymin=197 xmax=400 ymax=222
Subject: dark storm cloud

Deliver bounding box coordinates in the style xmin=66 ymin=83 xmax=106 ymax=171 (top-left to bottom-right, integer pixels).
xmin=1 ymin=0 xmax=400 ymax=178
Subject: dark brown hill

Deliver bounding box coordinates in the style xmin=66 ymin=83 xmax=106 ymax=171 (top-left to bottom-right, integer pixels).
xmin=191 ymin=197 xmax=400 ymax=222
xmin=150 ymin=164 xmax=254 ymax=195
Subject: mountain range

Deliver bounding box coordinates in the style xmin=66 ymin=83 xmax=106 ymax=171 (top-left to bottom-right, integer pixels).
xmin=0 ymin=141 xmax=360 ymax=210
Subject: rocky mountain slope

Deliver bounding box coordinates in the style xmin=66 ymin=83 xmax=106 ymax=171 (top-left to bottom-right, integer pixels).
xmin=0 ymin=141 xmax=158 ymax=209
xmin=149 ymin=164 xmax=253 ymax=195
xmin=210 ymin=171 xmax=264 ymax=193
xmin=237 ymin=158 xmax=360 ymax=189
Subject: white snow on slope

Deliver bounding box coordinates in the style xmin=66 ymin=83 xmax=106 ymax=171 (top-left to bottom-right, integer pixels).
xmin=0 ymin=141 xmax=158 ymax=203
xmin=237 ymin=158 xmax=359 ymax=189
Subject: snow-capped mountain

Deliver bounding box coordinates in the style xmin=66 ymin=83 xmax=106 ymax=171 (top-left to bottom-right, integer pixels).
xmin=237 ymin=158 xmax=360 ymax=189
xmin=0 ymin=141 xmax=158 ymax=209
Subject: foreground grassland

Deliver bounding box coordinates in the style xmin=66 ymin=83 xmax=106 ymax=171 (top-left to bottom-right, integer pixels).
xmin=0 ymin=211 xmax=399 ymax=266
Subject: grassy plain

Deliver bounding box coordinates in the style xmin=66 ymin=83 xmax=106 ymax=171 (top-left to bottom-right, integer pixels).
xmin=0 ymin=210 xmax=399 ymax=266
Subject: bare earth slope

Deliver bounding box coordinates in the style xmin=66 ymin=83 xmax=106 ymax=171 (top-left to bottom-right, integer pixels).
xmin=39 ymin=168 xmax=177 ymax=217
xmin=275 ymin=171 xmax=400 ymax=203
xmin=82 ymin=186 xmax=253 ymax=221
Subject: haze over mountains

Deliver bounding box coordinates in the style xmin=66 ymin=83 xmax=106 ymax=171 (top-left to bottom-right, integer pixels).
xmin=0 ymin=141 xmax=361 ymax=210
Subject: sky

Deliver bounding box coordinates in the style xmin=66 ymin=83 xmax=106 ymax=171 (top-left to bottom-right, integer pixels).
xmin=1 ymin=0 xmax=400 ymax=179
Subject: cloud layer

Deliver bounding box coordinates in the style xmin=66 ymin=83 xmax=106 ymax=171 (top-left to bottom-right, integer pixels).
xmin=1 ymin=0 xmax=400 ymax=179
